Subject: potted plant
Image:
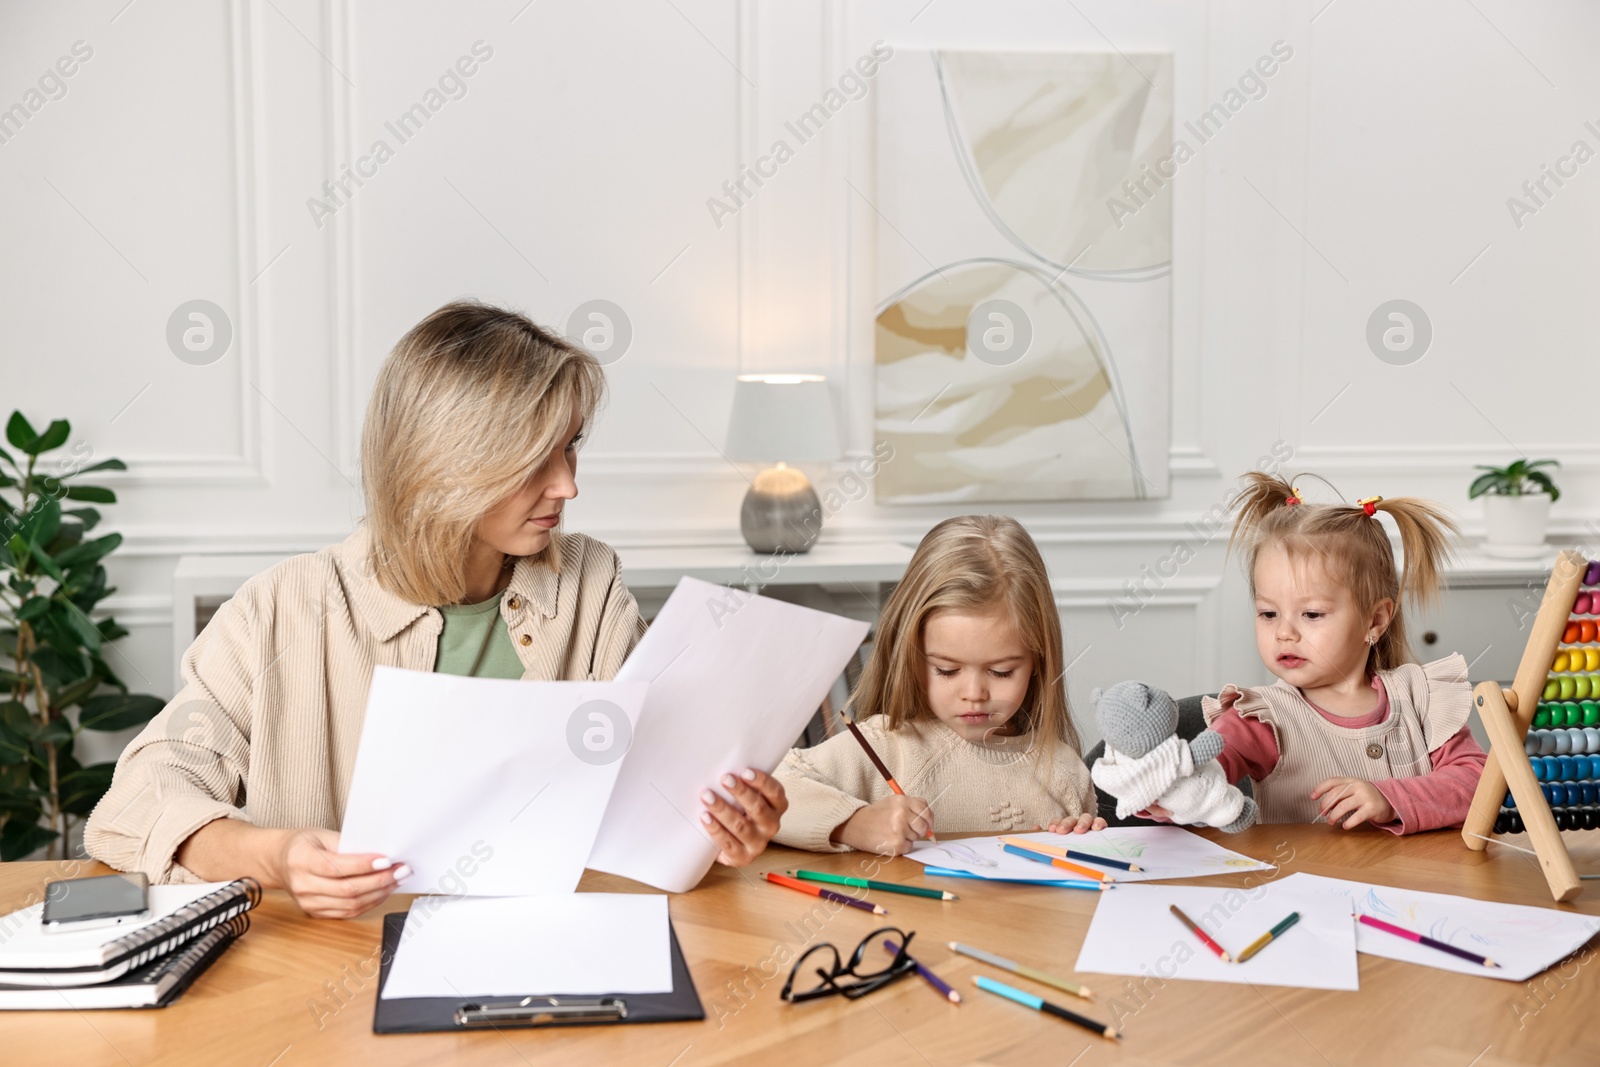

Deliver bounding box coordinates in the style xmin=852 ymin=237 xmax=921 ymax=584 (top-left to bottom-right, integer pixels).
xmin=1 ymin=412 xmax=164 ymax=860
xmin=1468 ymin=457 xmax=1561 ymax=559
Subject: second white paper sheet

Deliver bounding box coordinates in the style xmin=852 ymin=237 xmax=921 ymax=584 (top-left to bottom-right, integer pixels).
xmin=339 ymin=667 xmax=648 ymax=896
xmin=1075 ymin=882 xmax=1359 ymax=990
xmin=588 ymin=577 xmax=870 ymax=892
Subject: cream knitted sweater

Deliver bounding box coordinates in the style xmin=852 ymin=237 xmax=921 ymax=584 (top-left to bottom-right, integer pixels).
xmin=773 ymin=717 xmax=1097 ymax=852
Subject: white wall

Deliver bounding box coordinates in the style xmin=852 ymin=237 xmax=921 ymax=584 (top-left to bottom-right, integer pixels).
xmin=3 ymin=0 xmax=1598 ymax=757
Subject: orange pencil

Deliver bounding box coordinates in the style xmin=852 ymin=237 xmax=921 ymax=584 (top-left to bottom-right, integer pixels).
xmin=845 ymin=720 xmax=937 ymax=843
xmin=764 ymin=871 xmax=887 ymax=915
xmin=1000 ymin=843 xmax=1111 ymax=882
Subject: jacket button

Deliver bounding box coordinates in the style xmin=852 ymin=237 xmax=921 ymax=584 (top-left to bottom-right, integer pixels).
xmin=508 ymin=596 xmax=521 ymax=610
xmin=519 ymin=634 xmax=532 ymax=647
xmin=1366 ymin=743 xmax=1383 ymax=759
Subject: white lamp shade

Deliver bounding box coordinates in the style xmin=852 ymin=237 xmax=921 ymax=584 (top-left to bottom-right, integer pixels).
xmin=725 ymin=375 xmax=841 ymax=463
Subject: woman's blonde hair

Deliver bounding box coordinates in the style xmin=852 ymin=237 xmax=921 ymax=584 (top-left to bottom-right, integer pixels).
xmin=1227 ymin=471 xmax=1459 ymax=673
xmin=360 ymin=300 xmax=605 ymax=605
xmin=847 ymin=515 xmax=1082 ymax=757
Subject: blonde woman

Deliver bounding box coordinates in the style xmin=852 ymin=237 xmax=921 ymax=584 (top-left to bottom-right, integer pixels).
xmin=773 ymin=515 xmax=1104 ymax=855
xmin=85 ymin=302 xmax=787 ymax=917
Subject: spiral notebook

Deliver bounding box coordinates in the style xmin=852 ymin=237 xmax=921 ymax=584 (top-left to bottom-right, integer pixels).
xmin=0 ymin=878 xmax=260 ymax=987
xmin=0 ymin=914 xmax=249 ymax=1010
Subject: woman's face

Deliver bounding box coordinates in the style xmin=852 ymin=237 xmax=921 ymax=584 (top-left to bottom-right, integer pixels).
xmin=473 ymin=406 xmax=584 ymax=558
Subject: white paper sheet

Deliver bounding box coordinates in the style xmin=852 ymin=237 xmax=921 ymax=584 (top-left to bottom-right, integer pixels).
xmin=1075 ymin=883 xmax=1360 ymax=990
xmin=380 ymin=894 xmax=673 ymax=999
xmin=588 ymin=577 xmax=870 ymax=892
xmin=339 ymin=668 xmax=648 ymax=896
xmin=1277 ymin=872 xmax=1600 ymax=982
xmin=905 ymin=826 xmax=1276 ymax=883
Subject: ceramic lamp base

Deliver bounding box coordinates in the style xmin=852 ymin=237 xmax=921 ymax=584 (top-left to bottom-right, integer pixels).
xmin=740 ymin=464 xmax=822 ymax=554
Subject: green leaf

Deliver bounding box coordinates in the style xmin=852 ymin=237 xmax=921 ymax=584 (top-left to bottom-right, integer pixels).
xmin=79 ymin=693 xmax=164 ymax=732
xmin=16 ymin=596 xmax=50 ymax=621
xmin=1526 ymin=470 xmax=1560 ymax=502
xmin=63 ymin=485 xmax=116 ymax=504
xmin=74 ymin=458 xmax=126 ymax=475
xmin=61 ymin=605 xmax=102 ymax=654
xmin=32 ymin=717 xmax=73 ymax=747
xmin=0 ymin=703 xmax=30 ymax=766
xmin=26 ymin=540 xmax=64 ymax=583
xmin=4 ymin=412 xmax=38 ymax=454
xmin=0 ymin=791 xmax=45 ymax=817
xmin=64 ymin=507 xmax=101 ymax=532
xmin=16 ymin=497 xmax=61 ymax=547
xmin=53 ymin=532 xmax=121 ymax=569
xmin=31 ymin=420 xmax=70 ymax=454
xmin=58 ymin=761 xmax=116 ymax=816
xmin=29 ymin=645 xmax=86 ymax=686
xmin=49 ymin=676 xmax=101 ymax=711
xmin=0 ymin=816 xmax=58 ymax=861
xmin=96 ymin=617 xmax=129 ymax=642
xmin=1466 ymin=471 xmax=1501 ymax=500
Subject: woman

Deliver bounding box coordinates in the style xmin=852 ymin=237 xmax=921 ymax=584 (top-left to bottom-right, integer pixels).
xmin=84 ymin=301 xmax=787 ymax=918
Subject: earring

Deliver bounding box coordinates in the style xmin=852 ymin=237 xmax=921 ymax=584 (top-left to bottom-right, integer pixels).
xmin=1365 ymin=634 xmax=1377 ymax=646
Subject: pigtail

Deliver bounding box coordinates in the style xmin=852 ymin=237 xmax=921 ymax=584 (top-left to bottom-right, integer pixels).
xmin=1371 ymin=497 xmax=1459 ymax=609
xmin=1226 ymin=470 xmax=1302 ymax=562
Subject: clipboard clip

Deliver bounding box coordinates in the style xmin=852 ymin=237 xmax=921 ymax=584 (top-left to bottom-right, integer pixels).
xmin=453 ymin=995 xmax=629 ymax=1027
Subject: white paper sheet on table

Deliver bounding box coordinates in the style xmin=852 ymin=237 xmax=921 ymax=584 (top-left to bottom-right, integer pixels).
xmin=1075 ymin=883 xmax=1360 ymax=990
xmin=905 ymin=826 xmax=1275 ymax=883
xmin=588 ymin=577 xmax=870 ymax=893
xmin=339 ymin=667 xmax=648 ymax=896
xmin=379 ymin=894 xmax=673 ymax=999
xmin=1277 ymin=872 xmax=1600 ymax=982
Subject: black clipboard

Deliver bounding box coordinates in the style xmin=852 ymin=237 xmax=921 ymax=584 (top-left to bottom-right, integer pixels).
xmin=372 ymin=909 xmax=704 ymax=1033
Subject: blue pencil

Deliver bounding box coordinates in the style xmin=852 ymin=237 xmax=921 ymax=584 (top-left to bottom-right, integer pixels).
xmin=973 ymin=976 xmax=1120 ymax=1040
xmin=921 ymin=866 xmax=1111 ymax=891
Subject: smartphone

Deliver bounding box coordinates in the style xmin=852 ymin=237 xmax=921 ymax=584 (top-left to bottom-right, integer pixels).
xmin=40 ymin=873 xmax=150 ymax=934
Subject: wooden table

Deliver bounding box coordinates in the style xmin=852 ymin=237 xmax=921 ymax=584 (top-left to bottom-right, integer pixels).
xmin=5 ymin=826 xmax=1599 ymax=1067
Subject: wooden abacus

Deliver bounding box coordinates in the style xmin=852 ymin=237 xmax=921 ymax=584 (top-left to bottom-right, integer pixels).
xmin=1461 ymin=549 xmax=1600 ymax=901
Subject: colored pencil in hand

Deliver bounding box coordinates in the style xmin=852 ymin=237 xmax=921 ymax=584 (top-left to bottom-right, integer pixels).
xmin=1170 ymin=904 xmax=1232 ymax=962
xmin=844 ymin=719 xmax=937 ymax=842
xmin=1000 ymin=843 xmax=1111 ymax=882
xmin=999 ymin=835 xmax=1143 ymax=872
xmin=1236 ymin=911 xmax=1300 ymax=963
xmin=922 ymin=867 xmax=1110 ymax=892
xmin=883 ymin=939 xmax=961 ymax=1003
xmin=764 ymin=872 xmax=886 ymax=915
xmin=1357 ymin=914 xmax=1500 ymax=969
xmin=973 ymin=976 xmax=1118 ymax=1040
xmin=788 ymin=869 xmax=956 ymax=900
xmin=948 ymin=941 xmax=1095 ymax=1000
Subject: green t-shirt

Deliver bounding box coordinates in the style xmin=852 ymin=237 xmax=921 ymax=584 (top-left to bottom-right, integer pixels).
xmin=434 ymin=593 xmax=525 ymax=680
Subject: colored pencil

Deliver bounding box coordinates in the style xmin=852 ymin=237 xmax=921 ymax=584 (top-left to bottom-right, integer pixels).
xmin=973 ymin=976 xmax=1118 ymax=1040
xmin=948 ymin=941 xmax=1095 ymax=1001
xmin=1169 ymin=904 xmax=1232 ymax=962
xmin=999 ymin=835 xmax=1143 ymax=872
xmin=763 ymin=872 xmax=886 ymax=915
xmin=883 ymin=939 xmax=961 ymax=1003
xmin=788 ymin=869 xmax=956 ymax=900
xmin=922 ymin=866 xmax=1110 ymax=892
xmin=1000 ymin=843 xmax=1111 ymax=882
xmin=1358 ymin=914 xmax=1500 ymax=969
xmin=1236 ymin=911 xmax=1301 ymax=963
xmin=845 ymin=720 xmax=937 ymax=842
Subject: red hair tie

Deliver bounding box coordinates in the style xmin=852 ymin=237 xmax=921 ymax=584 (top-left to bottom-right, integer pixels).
xmin=1358 ymin=495 xmax=1383 ymax=517
xmin=1285 ymin=485 xmax=1303 ymax=506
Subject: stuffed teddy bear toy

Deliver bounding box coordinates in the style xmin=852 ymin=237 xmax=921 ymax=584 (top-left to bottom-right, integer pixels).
xmin=1090 ymin=680 xmax=1257 ymax=832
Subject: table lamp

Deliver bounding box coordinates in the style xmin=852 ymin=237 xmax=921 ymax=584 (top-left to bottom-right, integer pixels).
xmin=725 ymin=373 xmax=841 ymax=554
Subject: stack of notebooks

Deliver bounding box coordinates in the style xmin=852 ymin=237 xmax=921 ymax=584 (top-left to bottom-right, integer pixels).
xmin=0 ymin=878 xmax=258 ymax=1010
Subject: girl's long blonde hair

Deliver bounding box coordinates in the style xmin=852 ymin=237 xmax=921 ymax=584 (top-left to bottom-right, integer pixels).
xmin=360 ymin=300 xmax=605 ymax=606
xmin=847 ymin=515 xmax=1082 ymax=756
xmin=1227 ymin=471 xmax=1459 ymax=673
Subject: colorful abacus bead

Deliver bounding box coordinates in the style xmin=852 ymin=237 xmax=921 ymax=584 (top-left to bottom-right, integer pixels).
xmin=1586 ymin=559 xmax=1600 ymax=585
xmin=1534 ymin=704 xmax=1552 ymax=728
xmin=1579 ymin=592 xmax=1594 ymax=616
xmin=1587 ymin=727 xmax=1600 ymax=752
xmin=1585 ymin=701 xmax=1600 ymax=726
xmin=1583 ymin=620 xmax=1599 ymax=643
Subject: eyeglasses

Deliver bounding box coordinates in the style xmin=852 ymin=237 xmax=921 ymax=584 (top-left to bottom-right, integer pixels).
xmin=780 ymin=926 xmax=918 ymax=1004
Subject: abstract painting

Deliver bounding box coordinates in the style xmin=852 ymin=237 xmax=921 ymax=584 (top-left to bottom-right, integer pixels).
xmin=874 ymin=51 xmax=1173 ymax=502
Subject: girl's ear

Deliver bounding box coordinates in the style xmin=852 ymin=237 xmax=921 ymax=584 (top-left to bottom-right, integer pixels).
xmin=1368 ymin=596 xmax=1395 ymax=640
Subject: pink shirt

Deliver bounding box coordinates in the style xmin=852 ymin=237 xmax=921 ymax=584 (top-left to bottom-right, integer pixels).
xmin=1210 ymin=675 xmax=1487 ymax=834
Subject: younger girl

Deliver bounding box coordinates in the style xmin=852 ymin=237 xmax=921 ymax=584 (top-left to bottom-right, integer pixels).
xmin=1195 ymin=472 xmax=1486 ymax=833
xmin=774 ymin=515 xmax=1104 ymax=855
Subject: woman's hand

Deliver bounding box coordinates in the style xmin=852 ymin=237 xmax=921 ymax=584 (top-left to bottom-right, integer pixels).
xmin=266 ymin=828 xmax=410 ymax=919
xmin=700 ymin=768 xmax=788 ymax=866
xmin=1311 ymin=777 xmax=1395 ymax=829
xmin=830 ymin=795 xmax=935 ymax=856
xmin=1043 ymin=813 xmax=1107 ymax=834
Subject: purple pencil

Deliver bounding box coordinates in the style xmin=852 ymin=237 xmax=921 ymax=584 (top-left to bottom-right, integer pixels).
xmin=883 ymin=939 xmax=961 ymax=1003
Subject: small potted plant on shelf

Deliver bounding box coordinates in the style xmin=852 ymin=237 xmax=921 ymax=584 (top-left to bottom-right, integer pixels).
xmin=1468 ymin=457 xmax=1561 ymax=559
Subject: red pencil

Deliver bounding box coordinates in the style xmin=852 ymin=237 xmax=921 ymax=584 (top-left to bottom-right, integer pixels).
xmin=1358 ymin=914 xmax=1499 ymax=969
xmin=765 ymin=872 xmax=887 ymax=915
xmin=845 ymin=720 xmax=937 ymax=842
xmin=1170 ymin=905 xmax=1232 ymax=962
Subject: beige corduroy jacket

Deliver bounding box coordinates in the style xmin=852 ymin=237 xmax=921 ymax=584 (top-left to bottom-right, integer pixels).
xmin=83 ymin=525 xmax=647 ymax=883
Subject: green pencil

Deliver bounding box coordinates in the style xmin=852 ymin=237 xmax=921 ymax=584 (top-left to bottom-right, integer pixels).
xmin=1236 ymin=911 xmax=1301 ymax=963
xmin=787 ymin=870 xmax=957 ymax=901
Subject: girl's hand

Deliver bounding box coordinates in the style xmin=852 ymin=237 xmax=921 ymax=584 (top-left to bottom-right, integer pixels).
xmin=831 ymin=795 xmax=935 ymax=856
xmin=700 ymin=768 xmax=788 ymax=866
xmin=1136 ymin=802 xmax=1173 ymax=823
xmin=1311 ymin=777 xmax=1395 ymax=829
xmin=268 ymin=828 xmax=409 ymax=920
xmin=1042 ymin=813 xmax=1107 ymax=834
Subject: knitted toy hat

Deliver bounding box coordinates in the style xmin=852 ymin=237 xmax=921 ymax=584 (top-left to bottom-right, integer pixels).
xmin=1092 ymin=681 xmax=1179 ymax=760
